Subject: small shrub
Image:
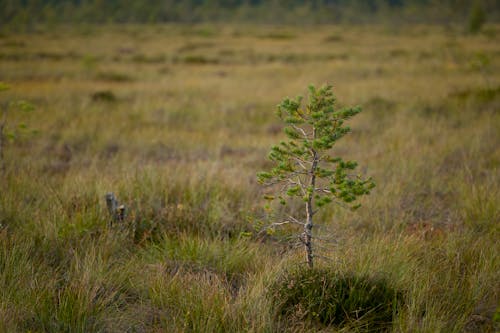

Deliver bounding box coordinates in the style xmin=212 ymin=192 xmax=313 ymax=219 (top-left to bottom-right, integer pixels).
xmin=269 ymin=267 xmax=402 ymax=331
xmin=467 ymin=1 xmax=486 ymax=34
xmin=323 ymin=34 xmax=343 ymax=42
xmin=91 ymin=90 xmax=117 ymax=103
xmin=177 ymin=42 xmax=214 ymax=53
xmin=181 ymin=55 xmax=219 ymax=65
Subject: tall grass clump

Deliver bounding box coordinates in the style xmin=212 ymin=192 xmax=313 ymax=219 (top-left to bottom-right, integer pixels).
xmin=115 ymin=168 xmax=254 ymax=243
xmin=269 ymin=266 xmax=403 ymax=331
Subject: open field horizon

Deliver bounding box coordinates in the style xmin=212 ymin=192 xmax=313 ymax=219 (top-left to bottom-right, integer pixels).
xmin=1 ymin=22 xmax=499 ymax=332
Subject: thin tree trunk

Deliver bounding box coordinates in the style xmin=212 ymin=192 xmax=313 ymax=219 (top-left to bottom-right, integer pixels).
xmin=305 ymin=198 xmax=314 ymax=268
xmin=304 ymin=148 xmax=318 ymax=268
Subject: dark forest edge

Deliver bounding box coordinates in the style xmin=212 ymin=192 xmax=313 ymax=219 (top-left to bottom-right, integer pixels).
xmin=1 ymin=0 xmax=499 ymax=31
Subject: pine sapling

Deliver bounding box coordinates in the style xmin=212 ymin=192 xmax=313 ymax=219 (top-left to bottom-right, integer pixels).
xmin=258 ymin=84 xmax=375 ymax=268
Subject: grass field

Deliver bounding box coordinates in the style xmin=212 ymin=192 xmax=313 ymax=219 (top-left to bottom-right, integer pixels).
xmin=1 ymin=23 xmax=499 ymax=332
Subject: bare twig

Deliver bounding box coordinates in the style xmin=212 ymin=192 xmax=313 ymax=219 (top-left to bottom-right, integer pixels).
xmin=291 ymin=124 xmax=311 ymax=139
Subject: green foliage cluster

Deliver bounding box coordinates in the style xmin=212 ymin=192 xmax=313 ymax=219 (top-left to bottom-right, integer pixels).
xmin=258 ymin=85 xmax=374 ymax=211
xmin=269 ymin=267 xmax=402 ymax=330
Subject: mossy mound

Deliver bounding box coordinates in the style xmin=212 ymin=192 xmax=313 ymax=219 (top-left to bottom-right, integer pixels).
xmin=270 ymin=267 xmax=403 ymax=331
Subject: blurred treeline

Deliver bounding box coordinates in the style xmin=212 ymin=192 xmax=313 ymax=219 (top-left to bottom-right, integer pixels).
xmin=1 ymin=0 xmax=499 ymax=29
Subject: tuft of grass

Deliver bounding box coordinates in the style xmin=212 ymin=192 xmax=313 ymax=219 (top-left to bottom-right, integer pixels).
xmin=90 ymin=90 xmax=117 ymax=103
xmin=258 ymin=32 xmax=296 ymax=40
xmin=269 ymin=266 xmax=403 ymax=331
xmin=94 ymin=71 xmax=134 ymax=82
xmin=449 ymin=86 xmax=500 ymax=105
xmin=178 ymin=55 xmax=220 ymax=65
xmin=110 ymin=169 xmax=253 ymax=243
xmin=140 ymin=235 xmax=264 ymax=288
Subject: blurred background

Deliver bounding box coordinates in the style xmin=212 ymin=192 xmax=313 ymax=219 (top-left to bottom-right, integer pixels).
xmin=0 ymin=1 xmax=499 ymax=332
xmin=1 ymin=0 xmax=499 ymax=28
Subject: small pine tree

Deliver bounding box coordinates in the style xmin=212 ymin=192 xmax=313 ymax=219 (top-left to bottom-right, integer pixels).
xmin=258 ymin=84 xmax=374 ymax=268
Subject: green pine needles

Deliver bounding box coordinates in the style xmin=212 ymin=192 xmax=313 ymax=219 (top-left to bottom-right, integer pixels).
xmin=257 ymin=84 xmax=375 ymax=268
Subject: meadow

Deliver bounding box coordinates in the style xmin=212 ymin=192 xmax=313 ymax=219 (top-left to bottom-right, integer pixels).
xmin=0 ymin=23 xmax=499 ymax=332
